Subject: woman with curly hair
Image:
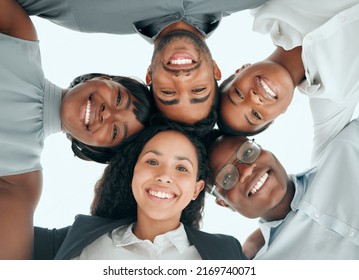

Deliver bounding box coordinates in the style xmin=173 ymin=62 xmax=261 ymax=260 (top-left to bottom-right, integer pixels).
xmin=34 ymin=119 xmax=247 ymax=260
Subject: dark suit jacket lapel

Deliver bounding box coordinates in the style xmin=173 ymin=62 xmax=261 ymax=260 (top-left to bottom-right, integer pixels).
xmin=55 ymin=215 xmax=135 ymax=259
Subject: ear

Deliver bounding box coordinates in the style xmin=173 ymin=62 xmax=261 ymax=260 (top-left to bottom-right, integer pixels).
xmin=192 ymin=180 xmax=205 ymax=200
xmin=235 ymin=63 xmax=251 ymax=74
xmin=215 ymin=197 xmax=231 ymax=209
xmin=145 ymin=66 xmax=152 ymax=86
xmin=213 ymin=60 xmax=222 ymax=81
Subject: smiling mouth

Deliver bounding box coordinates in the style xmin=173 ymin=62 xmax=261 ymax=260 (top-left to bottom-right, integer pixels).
xmin=249 ymin=172 xmax=269 ymax=195
xmin=148 ymin=189 xmax=176 ymax=199
xmin=84 ymin=94 xmax=94 ymax=130
xmin=258 ymin=77 xmax=277 ymax=100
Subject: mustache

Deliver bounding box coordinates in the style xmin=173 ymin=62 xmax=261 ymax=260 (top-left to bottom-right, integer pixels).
xmin=161 ymin=62 xmax=201 ymax=75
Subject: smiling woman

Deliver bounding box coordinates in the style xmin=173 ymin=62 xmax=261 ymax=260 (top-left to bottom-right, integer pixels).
xmin=34 ymin=119 xmax=247 ymax=260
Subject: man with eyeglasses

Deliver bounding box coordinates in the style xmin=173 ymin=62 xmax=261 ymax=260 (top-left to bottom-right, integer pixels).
xmin=207 ymin=118 xmax=359 ymax=259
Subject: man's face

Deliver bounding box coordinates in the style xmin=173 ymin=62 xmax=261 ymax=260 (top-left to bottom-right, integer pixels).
xmin=209 ymin=135 xmax=288 ymax=218
xmin=147 ymin=30 xmax=221 ymax=124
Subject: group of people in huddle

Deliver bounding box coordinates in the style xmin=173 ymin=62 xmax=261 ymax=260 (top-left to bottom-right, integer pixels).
xmin=1 ymin=0 xmax=359 ymax=260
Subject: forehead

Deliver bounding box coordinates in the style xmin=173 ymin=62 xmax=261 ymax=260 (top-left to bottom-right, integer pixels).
xmin=209 ymin=136 xmax=248 ymax=171
xmin=142 ymin=130 xmax=197 ymax=158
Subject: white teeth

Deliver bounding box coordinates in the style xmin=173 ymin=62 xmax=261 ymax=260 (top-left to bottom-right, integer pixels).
xmin=149 ymin=190 xmax=175 ymax=199
xmin=259 ymin=79 xmax=277 ymax=98
xmin=169 ymin=58 xmax=192 ymax=65
xmin=85 ymin=99 xmax=91 ymax=125
xmin=250 ymin=172 xmax=269 ymax=195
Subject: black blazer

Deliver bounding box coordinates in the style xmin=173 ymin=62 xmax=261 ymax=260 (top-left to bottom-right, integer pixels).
xmin=34 ymin=214 xmax=247 ymax=260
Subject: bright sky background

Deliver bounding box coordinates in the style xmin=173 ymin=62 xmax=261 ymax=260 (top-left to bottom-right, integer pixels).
xmin=33 ymin=10 xmax=314 ymax=244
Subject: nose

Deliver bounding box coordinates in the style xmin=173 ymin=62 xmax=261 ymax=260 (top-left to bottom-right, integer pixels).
xmin=155 ymin=168 xmax=173 ymax=184
xmin=238 ymin=162 xmax=256 ymax=183
xmin=250 ymin=90 xmax=263 ymax=105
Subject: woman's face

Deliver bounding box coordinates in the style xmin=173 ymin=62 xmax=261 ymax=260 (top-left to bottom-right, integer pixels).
xmin=131 ymin=130 xmax=204 ymax=224
xmin=60 ymin=77 xmax=144 ymax=147
xmin=219 ymin=62 xmax=295 ymax=134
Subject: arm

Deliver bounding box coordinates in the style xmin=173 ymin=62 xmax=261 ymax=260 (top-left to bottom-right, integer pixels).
xmin=0 ymin=0 xmax=39 ymax=259
xmin=1 ymin=0 xmax=37 ymax=40
xmin=300 ymin=4 xmax=359 ymax=164
xmin=34 ymin=226 xmax=71 ymax=260
xmin=242 ymin=228 xmax=264 ymax=259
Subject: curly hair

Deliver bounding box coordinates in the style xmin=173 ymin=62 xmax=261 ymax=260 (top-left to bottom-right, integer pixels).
xmin=91 ymin=116 xmax=209 ymax=229
xmin=67 ymin=73 xmax=156 ymax=164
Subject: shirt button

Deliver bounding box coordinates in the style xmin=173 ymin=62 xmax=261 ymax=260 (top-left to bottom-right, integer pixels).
xmin=175 ymin=12 xmax=180 ymax=19
xmin=349 ymin=230 xmax=356 ymax=237
xmin=314 ymin=212 xmax=320 ymax=219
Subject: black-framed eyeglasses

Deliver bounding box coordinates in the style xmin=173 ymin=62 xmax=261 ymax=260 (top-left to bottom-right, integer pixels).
xmin=215 ymin=139 xmax=261 ymax=191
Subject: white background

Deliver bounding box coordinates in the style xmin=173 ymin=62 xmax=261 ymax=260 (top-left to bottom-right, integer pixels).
xmin=33 ymin=10 xmax=314 ymax=244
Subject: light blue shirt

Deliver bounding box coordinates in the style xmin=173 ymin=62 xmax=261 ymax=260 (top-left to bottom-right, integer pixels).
xmin=256 ymin=118 xmax=359 ymax=259
xmin=0 ymin=33 xmax=62 ymax=176
xmin=18 ymin=0 xmax=267 ymax=43
xmin=252 ymin=3 xmax=359 ymax=259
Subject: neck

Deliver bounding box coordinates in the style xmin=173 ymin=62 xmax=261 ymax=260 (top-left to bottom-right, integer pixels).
xmin=267 ymin=46 xmax=305 ymax=87
xmin=261 ymin=178 xmax=295 ymax=221
xmin=133 ymin=210 xmax=181 ymax=242
xmin=155 ymin=20 xmax=205 ymax=45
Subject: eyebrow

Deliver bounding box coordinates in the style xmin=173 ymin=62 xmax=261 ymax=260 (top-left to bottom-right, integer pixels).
xmin=144 ymin=150 xmax=194 ymax=167
xmin=227 ymin=91 xmax=237 ymax=106
xmin=175 ymin=156 xmax=194 ymax=167
xmin=125 ymin=89 xmax=132 ymax=109
xmin=157 ymin=91 xmax=210 ymax=106
xmin=244 ymin=114 xmax=256 ymax=126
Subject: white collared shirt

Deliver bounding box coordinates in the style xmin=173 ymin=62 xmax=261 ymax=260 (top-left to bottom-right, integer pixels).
xmin=251 ymin=0 xmax=359 ymax=164
xmin=73 ymin=222 xmax=201 ymax=260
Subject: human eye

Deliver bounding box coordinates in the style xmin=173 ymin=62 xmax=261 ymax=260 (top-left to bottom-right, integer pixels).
xmin=234 ymin=88 xmax=244 ymax=99
xmin=116 ymin=89 xmax=122 ymax=107
xmin=192 ymin=87 xmax=206 ymax=94
xmin=112 ymin=124 xmax=118 ymax=140
xmin=146 ymin=159 xmax=158 ymax=166
xmin=222 ymin=173 xmax=234 ymax=187
xmin=161 ymin=90 xmax=176 ymax=95
xmin=176 ymin=165 xmax=188 ymax=172
xmin=242 ymin=148 xmax=254 ymax=161
xmin=252 ymin=109 xmax=262 ymax=120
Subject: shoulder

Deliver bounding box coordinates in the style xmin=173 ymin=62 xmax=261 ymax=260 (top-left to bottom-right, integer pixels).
xmin=185 ymin=227 xmax=247 ymax=260
xmin=0 ymin=0 xmax=37 ymax=41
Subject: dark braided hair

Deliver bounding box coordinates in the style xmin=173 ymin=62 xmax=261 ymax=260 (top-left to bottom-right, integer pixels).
xmin=67 ymin=73 xmax=156 ymax=164
xmin=91 ymin=115 xmax=209 ymax=229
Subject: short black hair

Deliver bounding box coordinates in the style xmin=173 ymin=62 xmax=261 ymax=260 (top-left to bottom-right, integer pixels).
xmin=67 ymin=73 xmax=156 ymax=163
xmin=91 ymin=116 xmax=208 ymax=229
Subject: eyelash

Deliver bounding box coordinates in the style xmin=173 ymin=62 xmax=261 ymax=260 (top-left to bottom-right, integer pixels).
xmin=192 ymin=88 xmax=206 ymax=94
xmin=176 ymin=166 xmax=188 ymax=172
xmin=116 ymin=90 xmax=122 ymax=107
xmin=234 ymin=88 xmax=244 ymax=99
xmin=112 ymin=124 xmax=118 ymax=140
xmin=146 ymin=159 xmax=158 ymax=166
xmin=252 ymin=110 xmax=262 ymax=120
xmin=162 ymin=90 xmax=175 ymax=95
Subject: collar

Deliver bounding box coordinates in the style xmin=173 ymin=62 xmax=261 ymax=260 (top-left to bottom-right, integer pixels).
xmin=111 ymin=222 xmax=190 ymax=254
